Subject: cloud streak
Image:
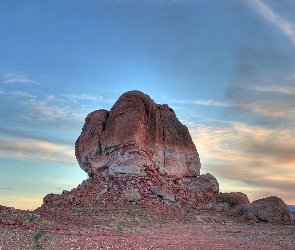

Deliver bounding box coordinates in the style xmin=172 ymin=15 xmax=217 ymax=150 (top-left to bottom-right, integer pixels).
xmin=2 ymin=73 xmax=37 ymax=84
xmin=65 ymin=93 xmax=115 ymax=103
xmin=246 ymin=84 xmax=295 ymax=95
xmin=172 ymin=99 xmax=231 ymax=107
xmin=0 ymin=126 xmax=72 ymax=146
xmin=248 ymin=0 xmax=295 ymax=45
xmin=187 ymin=121 xmax=295 ymax=203
xmin=0 ymin=136 xmax=76 ymax=164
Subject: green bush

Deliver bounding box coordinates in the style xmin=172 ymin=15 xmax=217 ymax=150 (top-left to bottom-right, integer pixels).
xmin=33 ymin=229 xmax=46 ymax=249
xmin=77 ymin=202 xmax=86 ymax=207
xmin=219 ymin=193 xmax=237 ymax=208
xmin=170 ymin=201 xmax=178 ymax=207
xmin=117 ymin=221 xmax=125 ymax=231
xmin=87 ymin=172 xmax=94 ymax=178
xmin=236 ymin=206 xmax=246 ymax=216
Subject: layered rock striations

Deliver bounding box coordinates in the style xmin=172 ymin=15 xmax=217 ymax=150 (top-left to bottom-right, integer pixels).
xmin=75 ymin=90 xmax=201 ymax=179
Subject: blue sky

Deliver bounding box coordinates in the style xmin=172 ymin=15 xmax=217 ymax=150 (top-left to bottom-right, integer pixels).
xmin=0 ymin=0 xmax=294 ymax=209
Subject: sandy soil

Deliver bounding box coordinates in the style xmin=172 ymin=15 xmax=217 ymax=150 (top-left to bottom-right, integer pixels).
xmin=1 ymin=204 xmax=295 ymax=249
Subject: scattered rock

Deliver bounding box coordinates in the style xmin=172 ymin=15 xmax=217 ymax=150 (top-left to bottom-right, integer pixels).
xmin=212 ymin=203 xmax=230 ymax=212
xmin=122 ymin=190 xmax=141 ymax=202
xmin=151 ymin=187 xmax=176 ymax=202
xmin=246 ymin=211 xmax=259 ymax=222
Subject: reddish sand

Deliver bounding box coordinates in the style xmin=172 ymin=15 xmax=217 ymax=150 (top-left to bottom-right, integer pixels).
xmin=1 ymin=204 xmax=294 ymax=249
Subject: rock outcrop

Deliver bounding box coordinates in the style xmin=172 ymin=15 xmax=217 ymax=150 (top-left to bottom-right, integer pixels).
xmin=38 ymin=91 xmax=219 ymax=213
xmin=75 ymin=90 xmax=201 ymax=179
xmin=36 ymin=90 xmax=293 ymax=226
xmin=246 ymin=196 xmax=294 ymax=224
xmin=213 ymin=192 xmax=250 ymax=212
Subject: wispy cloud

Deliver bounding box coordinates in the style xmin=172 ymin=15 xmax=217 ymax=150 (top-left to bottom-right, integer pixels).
xmin=0 ymin=126 xmax=72 ymax=146
xmin=2 ymin=73 xmax=37 ymax=84
xmin=0 ymin=89 xmax=103 ymax=131
xmin=246 ymin=84 xmax=295 ymax=95
xmin=17 ymin=96 xmax=88 ymax=126
xmin=226 ymin=82 xmax=295 ymax=121
xmin=248 ymin=0 xmax=295 ymax=45
xmin=187 ymin=121 xmax=295 ymax=203
xmin=22 ymin=98 xmax=71 ymax=122
xmin=0 ymin=136 xmax=76 ymax=164
xmin=172 ymin=99 xmax=231 ymax=107
xmin=65 ymin=93 xmax=115 ymax=103
xmin=238 ymin=99 xmax=295 ymax=118
xmin=11 ymin=91 xmax=35 ymax=98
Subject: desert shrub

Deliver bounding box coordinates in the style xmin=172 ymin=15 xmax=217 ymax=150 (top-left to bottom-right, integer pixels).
xmin=33 ymin=229 xmax=46 ymax=249
xmin=96 ymin=200 xmax=104 ymax=206
xmin=75 ymin=209 xmax=87 ymax=216
xmin=219 ymin=193 xmax=237 ymax=208
xmin=87 ymin=172 xmax=94 ymax=178
xmin=117 ymin=221 xmax=125 ymax=231
xmin=236 ymin=206 xmax=246 ymax=216
xmin=29 ymin=213 xmax=40 ymax=223
xmin=170 ymin=201 xmax=178 ymax=207
xmin=77 ymin=202 xmax=86 ymax=207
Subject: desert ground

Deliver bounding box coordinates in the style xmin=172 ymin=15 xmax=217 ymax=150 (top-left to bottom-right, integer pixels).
xmin=1 ymin=202 xmax=295 ymax=250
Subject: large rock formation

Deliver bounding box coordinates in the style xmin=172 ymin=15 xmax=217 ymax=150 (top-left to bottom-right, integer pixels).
xmin=37 ymin=91 xmax=220 ymax=217
xmin=75 ymin=90 xmax=201 ymax=179
xmin=36 ymin=91 xmax=292 ymax=226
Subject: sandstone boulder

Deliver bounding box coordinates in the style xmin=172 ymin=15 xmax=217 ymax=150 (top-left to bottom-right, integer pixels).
xmin=122 ymin=190 xmax=141 ymax=202
xmin=183 ymin=173 xmax=219 ymax=194
xmin=151 ymin=186 xmax=176 ymax=202
xmin=75 ymin=91 xmax=201 ymax=179
xmin=217 ymin=192 xmax=250 ymax=208
xmin=247 ymin=196 xmax=294 ymax=224
xmin=226 ymin=192 xmax=250 ymax=207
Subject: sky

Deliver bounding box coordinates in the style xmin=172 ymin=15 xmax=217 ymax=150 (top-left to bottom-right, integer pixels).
xmin=0 ymin=0 xmax=294 ymax=209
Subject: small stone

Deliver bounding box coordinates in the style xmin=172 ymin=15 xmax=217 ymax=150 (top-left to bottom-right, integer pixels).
xmin=151 ymin=187 xmax=175 ymax=202
xmin=248 ymin=219 xmax=257 ymax=225
xmin=122 ymin=190 xmax=141 ymax=202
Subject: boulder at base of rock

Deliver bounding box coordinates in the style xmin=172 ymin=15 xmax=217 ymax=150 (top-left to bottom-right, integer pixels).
xmin=122 ymin=190 xmax=141 ymax=202
xmin=151 ymin=187 xmax=176 ymax=202
xmin=226 ymin=192 xmax=250 ymax=207
xmin=218 ymin=192 xmax=250 ymax=208
xmin=247 ymin=196 xmax=294 ymax=224
xmin=183 ymin=173 xmax=219 ymax=194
